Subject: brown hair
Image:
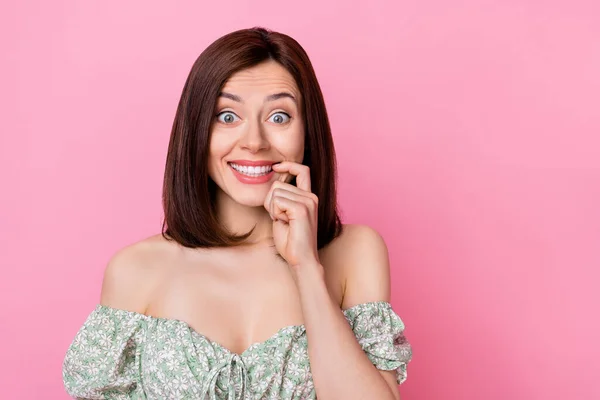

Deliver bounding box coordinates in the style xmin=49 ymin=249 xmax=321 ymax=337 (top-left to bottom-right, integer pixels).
xmin=161 ymin=27 xmax=343 ymax=249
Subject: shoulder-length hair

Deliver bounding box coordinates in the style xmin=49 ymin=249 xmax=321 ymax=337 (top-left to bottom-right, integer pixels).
xmin=162 ymin=27 xmax=342 ymax=249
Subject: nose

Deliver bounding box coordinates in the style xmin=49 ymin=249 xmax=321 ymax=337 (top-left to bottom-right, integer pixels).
xmin=239 ymin=119 xmax=269 ymax=153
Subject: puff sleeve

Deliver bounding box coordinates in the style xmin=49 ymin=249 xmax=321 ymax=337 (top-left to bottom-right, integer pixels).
xmin=62 ymin=305 xmax=147 ymax=399
xmin=344 ymin=301 xmax=412 ymax=384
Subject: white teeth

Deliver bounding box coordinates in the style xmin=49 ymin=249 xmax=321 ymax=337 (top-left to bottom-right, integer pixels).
xmin=229 ymin=162 xmax=272 ymax=177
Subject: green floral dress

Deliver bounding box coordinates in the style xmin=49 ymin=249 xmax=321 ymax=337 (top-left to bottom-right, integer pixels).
xmin=63 ymin=301 xmax=412 ymax=399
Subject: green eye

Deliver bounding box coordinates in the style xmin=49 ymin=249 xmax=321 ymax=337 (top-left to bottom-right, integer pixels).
xmin=217 ymin=112 xmax=240 ymax=124
xmin=268 ymin=112 xmax=291 ymax=124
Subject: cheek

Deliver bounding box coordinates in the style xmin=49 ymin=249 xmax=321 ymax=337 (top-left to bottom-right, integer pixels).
xmin=273 ymin=128 xmax=305 ymax=162
xmin=294 ymin=134 xmax=305 ymax=161
xmin=208 ymin=131 xmax=235 ymax=174
xmin=209 ymin=131 xmax=235 ymax=156
xmin=293 ymin=131 xmax=306 ymax=162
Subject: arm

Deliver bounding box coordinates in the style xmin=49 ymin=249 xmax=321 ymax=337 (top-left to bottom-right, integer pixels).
xmin=294 ymin=224 xmax=401 ymax=400
xmin=266 ymin=163 xmax=406 ymax=399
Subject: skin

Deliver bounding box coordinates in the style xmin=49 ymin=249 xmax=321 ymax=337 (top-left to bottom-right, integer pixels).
xmin=100 ymin=60 xmax=401 ymax=399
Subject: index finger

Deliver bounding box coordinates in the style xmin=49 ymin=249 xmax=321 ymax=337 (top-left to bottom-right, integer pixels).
xmin=272 ymin=162 xmax=312 ymax=192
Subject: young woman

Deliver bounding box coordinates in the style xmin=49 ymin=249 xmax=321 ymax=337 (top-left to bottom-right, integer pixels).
xmin=63 ymin=27 xmax=412 ymax=400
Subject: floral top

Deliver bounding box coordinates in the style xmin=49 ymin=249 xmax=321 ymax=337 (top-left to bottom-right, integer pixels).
xmin=63 ymin=301 xmax=412 ymax=399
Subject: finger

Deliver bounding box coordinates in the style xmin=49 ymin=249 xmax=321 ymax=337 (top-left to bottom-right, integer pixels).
xmin=272 ymin=188 xmax=316 ymax=209
xmin=264 ymin=180 xmax=317 ymax=216
xmin=272 ymin=162 xmax=311 ymax=192
xmin=271 ymin=195 xmax=311 ymax=223
xmin=267 ymin=188 xmax=316 ymax=222
xmin=270 ymin=180 xmax=317 ymax=201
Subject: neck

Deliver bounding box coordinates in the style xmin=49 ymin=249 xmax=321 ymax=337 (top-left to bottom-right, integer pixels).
xmin=215 ymin=190 xmax=273 ymax=244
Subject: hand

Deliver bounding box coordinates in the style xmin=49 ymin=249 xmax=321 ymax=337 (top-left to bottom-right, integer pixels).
xmin=264 ymin=162 xmax=320 ymax=268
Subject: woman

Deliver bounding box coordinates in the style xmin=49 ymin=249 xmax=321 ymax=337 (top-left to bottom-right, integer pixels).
xmin=63 ymin=27 xmax=412 ymax=400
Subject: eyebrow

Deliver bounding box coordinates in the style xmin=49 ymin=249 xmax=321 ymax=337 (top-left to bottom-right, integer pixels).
xmin=265 ymin=92 xmax=297 ymax=103
xmin=218 ymin=91 xmax=297 ymax=104
xmin=219 ymin=92 xmax=242 ymax=102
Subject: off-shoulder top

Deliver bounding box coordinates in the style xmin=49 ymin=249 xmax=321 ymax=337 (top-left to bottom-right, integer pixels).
xmin=62 ymin=301 xmax=412 ymax=399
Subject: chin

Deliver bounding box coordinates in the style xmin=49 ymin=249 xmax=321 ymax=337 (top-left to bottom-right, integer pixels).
xmin=229 ymin=191 xmax=269 ymax=208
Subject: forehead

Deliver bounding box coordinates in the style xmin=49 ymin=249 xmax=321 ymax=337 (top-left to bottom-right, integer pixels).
xmin=221 ymin=60 xmax=300 ymax=99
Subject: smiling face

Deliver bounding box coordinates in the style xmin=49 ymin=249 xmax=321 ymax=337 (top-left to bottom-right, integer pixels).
xmin=208 ymin=60 xmax=305 ymax=207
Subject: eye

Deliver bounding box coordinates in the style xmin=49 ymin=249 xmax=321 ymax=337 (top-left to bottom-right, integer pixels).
xmin=217 ymin=111 xmax=240 ymax=124
xmin=268 ymin=112 xmax=291 ymax=124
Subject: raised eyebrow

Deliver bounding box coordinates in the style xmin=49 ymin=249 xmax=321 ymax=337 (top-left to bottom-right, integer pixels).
xmin=219 ymin=92 xmax=242 ymax=102
xmin=218 ymin=91 xmax=297 ymax=103
xmin=265 ymin=92 xmax=297 ymax=103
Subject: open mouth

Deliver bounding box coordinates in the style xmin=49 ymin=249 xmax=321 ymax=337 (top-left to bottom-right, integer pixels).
xmin=228 ymin=162 xmax=274 ymax=177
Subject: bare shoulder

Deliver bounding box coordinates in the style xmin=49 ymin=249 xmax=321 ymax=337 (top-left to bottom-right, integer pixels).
xmin=100 ymin=233 xmax=174 ymax=313
xmin=321 ymin=224 xmax=392 ymax=309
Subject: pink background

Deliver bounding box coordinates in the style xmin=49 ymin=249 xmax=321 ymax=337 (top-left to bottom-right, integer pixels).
xmin=2 ymin=1 xmax=599 ymax=399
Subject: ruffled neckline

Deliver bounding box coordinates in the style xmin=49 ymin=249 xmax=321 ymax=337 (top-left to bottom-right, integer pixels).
xmin=95 ymin=300 xmax=394 ymax=357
